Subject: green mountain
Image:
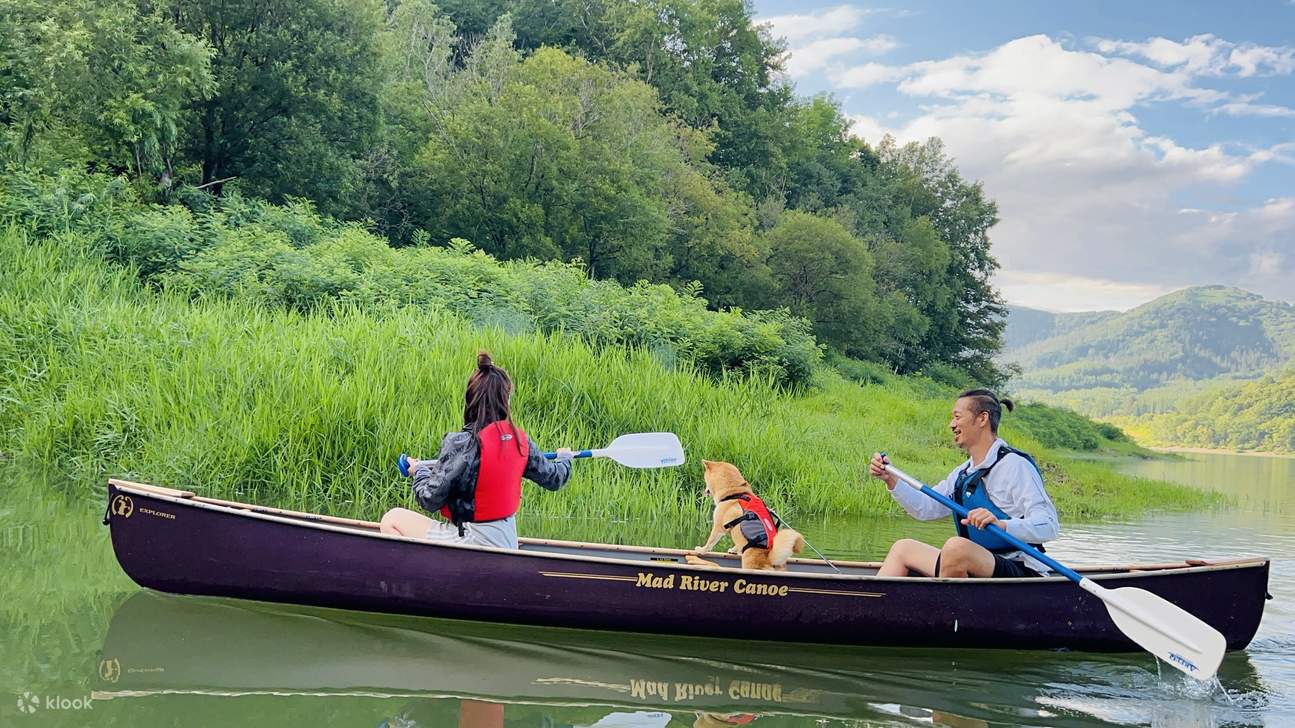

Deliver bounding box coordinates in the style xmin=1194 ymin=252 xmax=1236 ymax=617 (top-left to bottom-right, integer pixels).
xmin=1002 ymin=307 xmax=1118 ymax=350
xmin=1119 ymin=368 xmax=1295 ymax=453
xmin=1005 ymin=286 xmax=1295 ymax=393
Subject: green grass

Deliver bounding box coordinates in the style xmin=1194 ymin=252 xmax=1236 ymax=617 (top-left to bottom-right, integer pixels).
xmin=0 ymin=169 xmax=820 ymax=388
xmin=0 ymin=227 xmax=1220 ymax=523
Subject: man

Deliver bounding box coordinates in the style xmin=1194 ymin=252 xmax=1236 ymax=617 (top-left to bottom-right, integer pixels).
xmin=868 ymin=389 xmax=1059 ymax=578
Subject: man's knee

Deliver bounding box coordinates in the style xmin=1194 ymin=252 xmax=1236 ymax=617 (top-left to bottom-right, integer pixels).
xmin=940 ymin=536 xmax=991 ymax=576
xmin=942 ymin=536 xmax=976 ymax=554
xmin=888 ymin=538 xmax=923 ymax=556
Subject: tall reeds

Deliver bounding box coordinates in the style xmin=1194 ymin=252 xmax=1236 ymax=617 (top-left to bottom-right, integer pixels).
xmin=0 ymin=228 xmax=1218 ymax=523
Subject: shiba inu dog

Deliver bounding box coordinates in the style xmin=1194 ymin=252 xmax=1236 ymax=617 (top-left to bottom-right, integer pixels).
xmin=687 ymin=459 xmax=804 ymax=570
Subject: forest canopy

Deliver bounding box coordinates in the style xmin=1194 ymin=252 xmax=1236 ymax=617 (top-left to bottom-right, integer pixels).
xmin=1 ymin=0 xmax=1009 ymax=382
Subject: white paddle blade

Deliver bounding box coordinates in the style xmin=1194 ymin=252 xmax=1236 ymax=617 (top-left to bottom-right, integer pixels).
xmin=1084 ymin=580 xmax=1227 ymax=681
xmin=603 ymin=432 xmax=685 ymax=469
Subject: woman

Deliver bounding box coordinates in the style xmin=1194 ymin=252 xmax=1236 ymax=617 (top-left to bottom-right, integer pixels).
xmin=380 ymin=352 xmax=573 ymax=548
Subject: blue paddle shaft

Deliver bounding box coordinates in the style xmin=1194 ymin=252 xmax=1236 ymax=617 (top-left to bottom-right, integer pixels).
xmin=543 ymin=449 xmax=592 ymax=460
xmin=886 ymin=463 xmax=1082 ymax=583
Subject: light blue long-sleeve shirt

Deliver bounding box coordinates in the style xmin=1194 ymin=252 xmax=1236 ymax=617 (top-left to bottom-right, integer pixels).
xmin=891 ymin=438 xmax=1060 ymax=573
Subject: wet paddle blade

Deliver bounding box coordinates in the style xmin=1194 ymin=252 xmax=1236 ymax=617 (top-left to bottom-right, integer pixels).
xmin=602 ymin=432 xmax=685 ymax=468
xmin=1088 ymin=581 xmax=1227 ymax=681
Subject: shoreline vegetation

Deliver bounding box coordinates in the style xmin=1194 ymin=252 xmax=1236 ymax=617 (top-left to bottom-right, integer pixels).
xmin=1150 ymin=446 xmax=1295 ymax=459
xmin=0 ymin=219 xmax=1221 ymax=524
xmin=0 ymin=0 xmax=1226 ymax=528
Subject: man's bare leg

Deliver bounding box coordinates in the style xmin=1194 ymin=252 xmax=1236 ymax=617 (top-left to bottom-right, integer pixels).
xmin=877 ymin=538 xmax=940 ymax=577
xmin=934 ymin=536 xmax=997 ymax=577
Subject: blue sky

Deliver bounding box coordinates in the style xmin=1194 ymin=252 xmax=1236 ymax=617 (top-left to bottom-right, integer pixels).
xmin=753 ymin=1 xmax=1294 ymax=311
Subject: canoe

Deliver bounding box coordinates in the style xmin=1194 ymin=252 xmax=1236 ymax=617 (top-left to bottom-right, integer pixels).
xmin=103 ymin=479 xmax=1271 ymax=652
xmin=93 ymin=591 xmax=1265 ymax=726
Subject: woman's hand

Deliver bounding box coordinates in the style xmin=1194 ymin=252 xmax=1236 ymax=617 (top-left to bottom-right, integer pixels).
xmin=554 ymin=447 xmax=575 ymax=461
xmin=961 ymin=507 xmax=998 ymax=530
xmin=869 ymin=452 xmax=897 ymax=490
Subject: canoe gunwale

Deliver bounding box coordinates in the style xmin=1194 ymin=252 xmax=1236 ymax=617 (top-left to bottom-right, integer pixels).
xmin=106 ymin=479 xmax=1270 ymax=585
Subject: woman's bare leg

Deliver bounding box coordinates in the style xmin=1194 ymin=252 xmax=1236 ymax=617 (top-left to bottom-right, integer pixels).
xmin=380 ymin=507 xmax=434 ymax=537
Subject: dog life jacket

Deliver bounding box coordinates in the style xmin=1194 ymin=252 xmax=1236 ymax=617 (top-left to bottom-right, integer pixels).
xmin=721 ymin=493 xmax=779 ymax=552
xmin=952 ymin=444 xmax=1047 ymax=554
xmin=441 ymin=421 xmax=528 ymax=530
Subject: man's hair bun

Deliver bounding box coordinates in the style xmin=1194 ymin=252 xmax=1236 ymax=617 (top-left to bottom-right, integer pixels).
xmin=477 ymin=351 xmax=494 ymax=371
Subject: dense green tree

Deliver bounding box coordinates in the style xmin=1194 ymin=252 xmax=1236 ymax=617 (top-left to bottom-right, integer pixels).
xmin=165 ymin=0 xmax=385 ymax=216
xmin=780 ymin=96 xmax=869 ymax=214
xmin=415 ymin=32 xmax=681 ymax=281
xmin=3 ymin=0 xmax=1016 ymax=382
xmin=434 ymin=0 xmax=794 ymax=199
xmin=870 ymin=216 xmax=954 ymax=367
xmin=354 ymin=0 xmax=456 ymax=242
xmin=764 ymin=211 xmax=886 ymax=357
xmin=1 ymin=0 xmax=213 ymax=176
xmin=877 ymin=137 xmax=1006 ymax=380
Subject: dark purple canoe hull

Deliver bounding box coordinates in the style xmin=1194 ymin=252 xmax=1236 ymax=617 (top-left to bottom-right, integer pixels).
xmin=104 ymin=481 xmax=1270 ymax=652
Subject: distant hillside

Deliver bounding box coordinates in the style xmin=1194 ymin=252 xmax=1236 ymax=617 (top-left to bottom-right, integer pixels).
xmin=1003 ymin=306 xmax=1118 ymax=350
xmin=1115 ymin=369 xmax=1295 ymax=454
xmin=1004 ymin=287 xmax=1295 ymax=393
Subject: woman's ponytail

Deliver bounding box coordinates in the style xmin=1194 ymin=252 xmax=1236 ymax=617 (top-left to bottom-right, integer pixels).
xmin=463 ymin=350 xmax=524 ymax=454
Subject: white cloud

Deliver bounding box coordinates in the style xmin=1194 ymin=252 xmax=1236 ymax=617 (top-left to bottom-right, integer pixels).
xmin=761 ymin=5 xmax=872 ymax=44
xmin=784 ymin=35 xmax=899 ymax=78
xmin=1259 ymin=197 xmax=1295 ymax=219
xmin=1227 ymin=43 xmax=1295 ymax=76
xmin=1091 ymin=34 xmax=1295 ymax=77
xmin=834 ymin=34 xmax=1295 ymax=304
xmin=858 ymin=34 xmax=900 ymax=55
xmin=839 ymin=35 xmax=1224 ymax=107
xmin=836 ymin=61 xmax=906 ymax=88
xmin=996 ymin=271 xmax=1178 ymax=312
xmin=1249 ymin=251 xmax=1284 ymax=276
xmin=1216 ymin=101 xmax=1295 ymax=118
xmin=761 ymin=6 xmax=901 ymax=81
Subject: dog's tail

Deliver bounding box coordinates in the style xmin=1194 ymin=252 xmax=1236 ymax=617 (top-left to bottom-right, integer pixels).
xmin=769 ymin=528 xmax=805 ymax=567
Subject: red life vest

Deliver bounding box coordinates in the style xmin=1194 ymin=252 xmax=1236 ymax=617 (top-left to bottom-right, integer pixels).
xmin=440 ymin=421 xmax=528 ymax=524
xmin=721 ymin=492 xmax=778 ymax=551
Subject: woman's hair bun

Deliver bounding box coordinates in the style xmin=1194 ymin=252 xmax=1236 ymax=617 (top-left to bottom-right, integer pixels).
xmin=477 ymin=350 xmax=493 ymax=371
xmin=1000 ymin=397 xmax=1015 ymax=412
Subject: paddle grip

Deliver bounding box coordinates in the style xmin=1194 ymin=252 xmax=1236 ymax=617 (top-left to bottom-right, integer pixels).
xmin=543 ymin=449 xmax=593 ymax=460
xmin=397 ymin=453 xmax=410 ymax=478
xmin=884 ymin=463 xmax=1083 ymax=583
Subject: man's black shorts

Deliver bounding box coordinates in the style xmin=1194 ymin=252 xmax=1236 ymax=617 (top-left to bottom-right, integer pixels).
xmin=991 ymin=554 xmax=1042 ymax=578
xmin=933 ymin=553 xmax=1042 ymax=578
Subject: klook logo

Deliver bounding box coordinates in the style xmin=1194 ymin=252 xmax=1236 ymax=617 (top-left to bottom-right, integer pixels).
xmin=16 ymin=692 xmax=38 ymax=714
xmin=14 ymin=692 xmax=94 ymax=714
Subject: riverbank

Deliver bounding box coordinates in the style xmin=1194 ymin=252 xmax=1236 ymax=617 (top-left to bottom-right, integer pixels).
xmin=1150 ymin=446 xmax=1295 ymax=459
xmin=0 ymin=227 xmax=1220 ymax=521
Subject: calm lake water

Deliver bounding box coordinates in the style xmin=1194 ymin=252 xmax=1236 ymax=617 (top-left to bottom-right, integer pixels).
xmin=1 ymin=451 xmax=1291 ymax=727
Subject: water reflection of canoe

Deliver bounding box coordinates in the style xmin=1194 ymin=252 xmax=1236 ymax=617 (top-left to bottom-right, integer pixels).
xmin=96 ymin=591 xmax=877 ymax=719
xmin=99 ymin=591 xmax=1253 ymax=726
xmin=104 ymin=480 xmax=1270 ymax=652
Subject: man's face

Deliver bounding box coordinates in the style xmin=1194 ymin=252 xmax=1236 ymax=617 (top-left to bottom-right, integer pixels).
xmin=950 ymin=398 xmax=985 ymax=450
